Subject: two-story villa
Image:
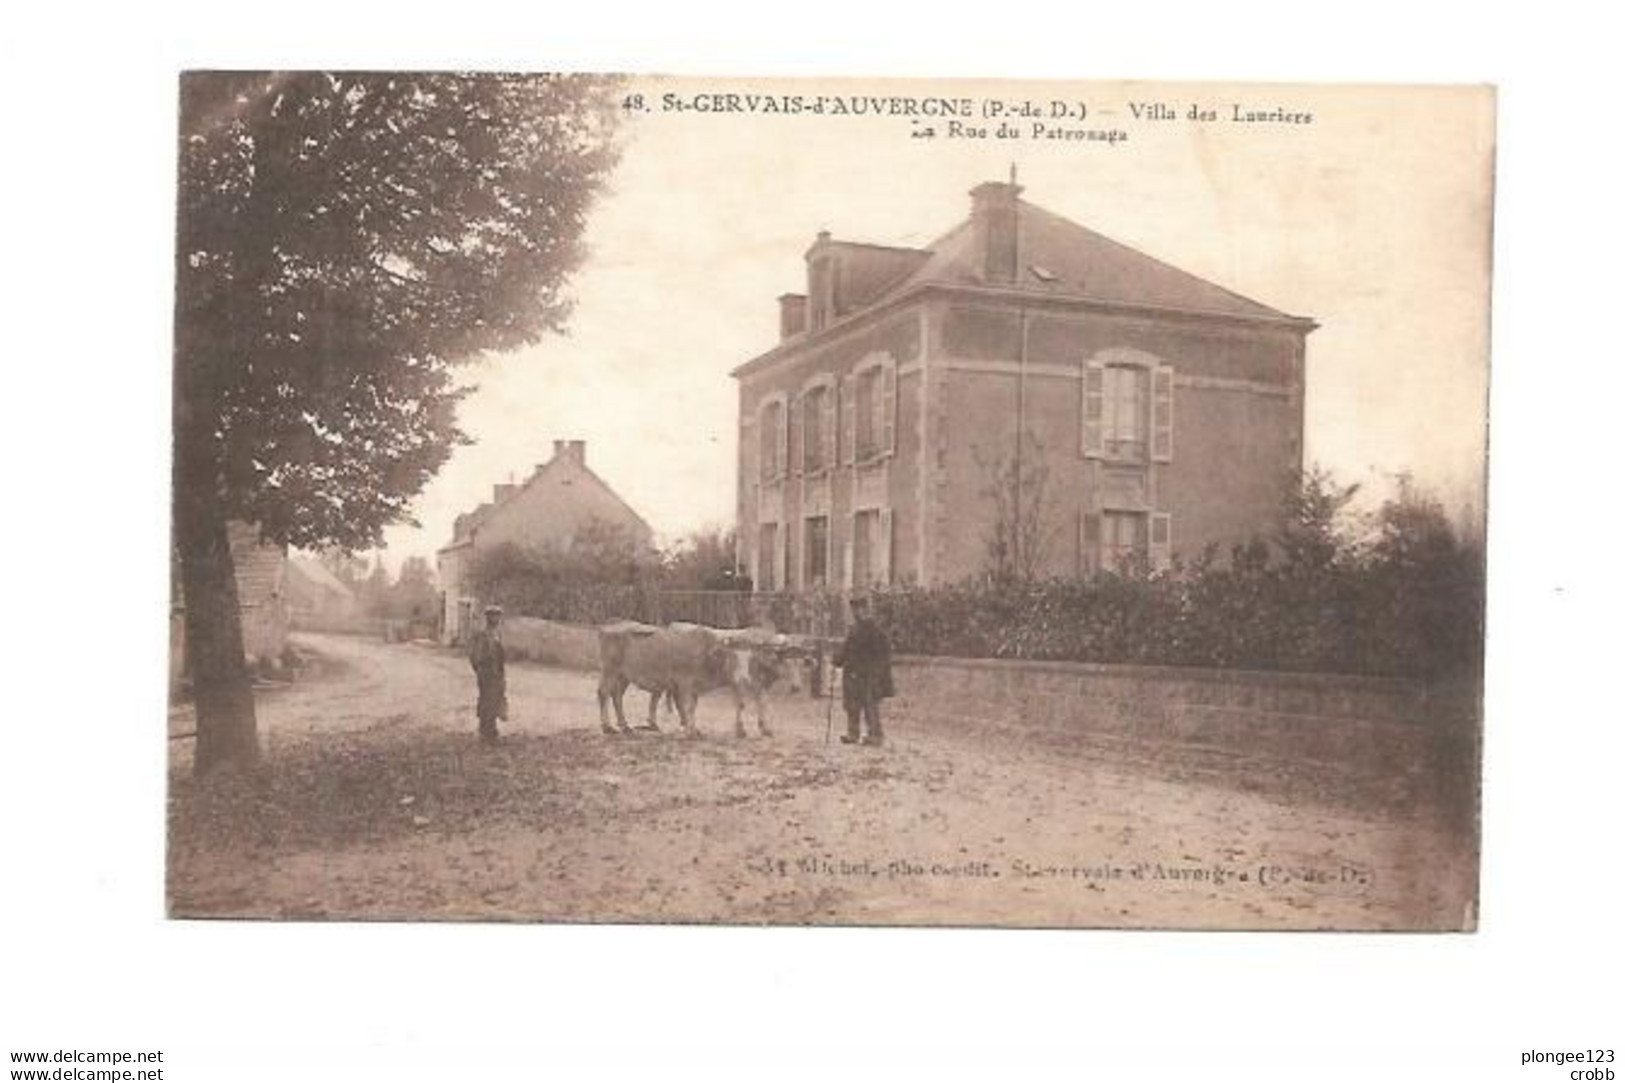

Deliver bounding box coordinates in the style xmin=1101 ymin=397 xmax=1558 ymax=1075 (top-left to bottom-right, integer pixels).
xmin=732 ymin=178 xmax=1317 ymax=591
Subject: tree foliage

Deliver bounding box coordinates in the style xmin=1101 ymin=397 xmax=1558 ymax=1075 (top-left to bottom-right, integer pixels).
xmin=467 ymin=522 xmax=652 ymax=600
xmin=177 ymin=72 xmax=623 ymax=550
xmin=660 ymin=526 xmax=746 ymax=591
xmin=347 ymin=554 xmax=440 ymax=623
xmin=315 ymin=546 xmax=370 ymax=590
xmin=1276 ymin=464 xmax=1361 ymax=574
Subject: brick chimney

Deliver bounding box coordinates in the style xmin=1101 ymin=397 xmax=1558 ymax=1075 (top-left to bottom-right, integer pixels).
xmin=778 ymin=293 xmax=808 ymax=340
xmin=970 ymin=179 xmax=1023 ymax=283
xmin=806 ymin=230 xmax=836 ymax=331
xmin=553 ymin=439 xmax=586 ymax=467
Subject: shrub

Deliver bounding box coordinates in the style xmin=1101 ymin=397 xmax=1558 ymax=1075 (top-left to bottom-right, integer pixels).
xmin=871 ymin=473 xmax=1483 ymax=681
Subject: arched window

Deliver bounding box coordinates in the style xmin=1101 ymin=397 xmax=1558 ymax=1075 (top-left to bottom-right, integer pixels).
xmin=845 ymin=353 xmax=896 ymax=464
xmin=799 ymin=377 xmax=836 ymax=474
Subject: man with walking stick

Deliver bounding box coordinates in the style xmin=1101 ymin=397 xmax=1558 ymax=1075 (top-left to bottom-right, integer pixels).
xmin=832 ymin=594 xmax=894 ymax=748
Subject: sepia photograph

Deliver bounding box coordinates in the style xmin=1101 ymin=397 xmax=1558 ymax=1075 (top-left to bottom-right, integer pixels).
xmin=166 ymin=73 xmax=1494 ymax=931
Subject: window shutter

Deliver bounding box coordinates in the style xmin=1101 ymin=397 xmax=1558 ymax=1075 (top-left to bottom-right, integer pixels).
xmin=879 ymin=508 xmax=894 ymax=585
xmin=773 ymin=401 xmax=788 ymax=480
xmin=758 ymin=405 xmax=772 ymax=483
xmin=1082 ymin=361 xmax=1106 ymax=458
xmin=825 ymin=515 xmax=836 ymax=589
xmin=822 ymin=383 xmax=837 ymax=472
xmin=1080 ymin=511 xmax=1102 ymax=573
xmin=843 ymin=514 xmax=856 ymax=589
xmin=775 ymin=526 xmax=787 ymax=593
xmin=1151 ymin=365 xmax=1174 ymax=463
xmin=841 ymin=376 xmax=857 ymax=465
xmin=788 ymin=395 xmax=802 ymax=478
xmin=793 ymin=520 xmax=804 ymax=593
xmin=881 ymin=361 xmax=897 ymax=456
xmin=1149 ymin=512 xmax=1172 ymax=571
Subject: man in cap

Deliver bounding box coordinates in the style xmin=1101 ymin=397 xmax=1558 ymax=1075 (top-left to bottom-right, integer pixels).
xmin=468 ymin=604 xmax=507 ymax=742
xmin=833 ymin=594 xmax=894 ymax=747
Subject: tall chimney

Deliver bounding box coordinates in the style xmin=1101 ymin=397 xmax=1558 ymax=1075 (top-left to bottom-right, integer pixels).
xmin=553 ymin=439 xmax=586 ymax=467
xmin=806 ymin=230 xmax=836 ymax=331
xmin=970 ymin=179 xmax=1023 ymax=284
xmin=778 ymin=293 xmax=808 ymax=339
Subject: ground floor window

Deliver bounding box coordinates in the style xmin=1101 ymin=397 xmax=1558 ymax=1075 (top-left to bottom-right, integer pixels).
xmin=1101 ymin=510 xmax=1148 ymax=570
xmin=852 ymin=509 xmax=880 ymax=587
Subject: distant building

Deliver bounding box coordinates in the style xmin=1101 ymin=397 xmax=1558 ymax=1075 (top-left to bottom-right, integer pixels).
xmin=170 ymin=521 xmax=289 ymax=689
xmin=285 ymin=557 xmax=359 ymax=621
xmin=732 ymin=179 xmax=1316 ymax=590
xmin=436 ymin=440 xmax=655 ymax=643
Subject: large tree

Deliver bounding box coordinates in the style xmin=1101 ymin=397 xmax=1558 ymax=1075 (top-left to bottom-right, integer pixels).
xmin=175 ymin=72 xmax=621 ymax=773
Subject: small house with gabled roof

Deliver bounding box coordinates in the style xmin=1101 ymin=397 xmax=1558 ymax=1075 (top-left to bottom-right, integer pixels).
xmin=732 ymin=178 xmax=1317 ymax=590
xmin=436 ymin=440 xmax=655 ymax=643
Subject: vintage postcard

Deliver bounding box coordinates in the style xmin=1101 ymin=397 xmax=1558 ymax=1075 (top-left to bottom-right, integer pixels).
xmin=168 ymin=74 xmax=1493 ymax=930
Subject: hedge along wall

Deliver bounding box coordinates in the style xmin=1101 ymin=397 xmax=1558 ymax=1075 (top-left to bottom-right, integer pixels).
xmin=868 ymin=560 xmax=1485 ymax=682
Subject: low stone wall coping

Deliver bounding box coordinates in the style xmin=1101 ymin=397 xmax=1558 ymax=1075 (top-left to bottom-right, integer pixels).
xmin=892 ymin=653 xmax=1425 ymax=695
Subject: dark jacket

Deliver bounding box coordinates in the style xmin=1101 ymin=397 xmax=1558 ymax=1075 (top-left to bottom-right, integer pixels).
xmin=834 ymin=616 xmax=894 ymax=707
xmin=469 ymin=627 xmax=507 ymax=722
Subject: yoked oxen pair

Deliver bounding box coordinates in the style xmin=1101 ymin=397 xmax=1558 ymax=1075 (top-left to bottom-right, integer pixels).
xmin=596 ymin=621 xmax=815 ymax=738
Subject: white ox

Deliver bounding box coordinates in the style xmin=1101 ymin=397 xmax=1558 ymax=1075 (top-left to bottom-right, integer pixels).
xmin=688 ymin=624 xmax=816 ymax=738
xmin=596 ymin=621 xmax=814 ymax=738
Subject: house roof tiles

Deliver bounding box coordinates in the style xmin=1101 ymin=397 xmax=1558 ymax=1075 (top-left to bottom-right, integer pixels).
xmin=882 ymin=198 xmax=1294 ymax=321
xmin=735 ymin=187 xmax=1310 ymax=378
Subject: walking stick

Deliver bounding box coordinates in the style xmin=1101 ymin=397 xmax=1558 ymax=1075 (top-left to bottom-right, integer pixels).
xmin=824 ymin=657 xmax=836 ymax=745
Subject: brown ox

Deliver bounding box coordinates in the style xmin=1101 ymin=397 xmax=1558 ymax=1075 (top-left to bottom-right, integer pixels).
xmin=596 ymin=621 xmax=726 ymax=736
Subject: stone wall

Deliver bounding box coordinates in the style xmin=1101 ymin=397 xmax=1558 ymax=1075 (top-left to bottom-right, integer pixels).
xmin=890 ymin=654 xmax=1478 ymax=787
xmin=499 ymin=617 xmax=602 ymax=671
xmin=490 ymin=619 xmax=1478 ymax=816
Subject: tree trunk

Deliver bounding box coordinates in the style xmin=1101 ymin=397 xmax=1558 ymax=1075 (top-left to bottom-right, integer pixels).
xmin=174 ymin=371 xmax=259 ymax=775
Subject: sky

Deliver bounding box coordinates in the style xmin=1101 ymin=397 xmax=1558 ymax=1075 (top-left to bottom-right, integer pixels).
xmin=377 ymin=77 xmax=1495 ymax=570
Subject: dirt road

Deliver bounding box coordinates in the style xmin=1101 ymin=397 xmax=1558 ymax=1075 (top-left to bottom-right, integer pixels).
xmin=168 ymin=634 xmax=1475 ymax=929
